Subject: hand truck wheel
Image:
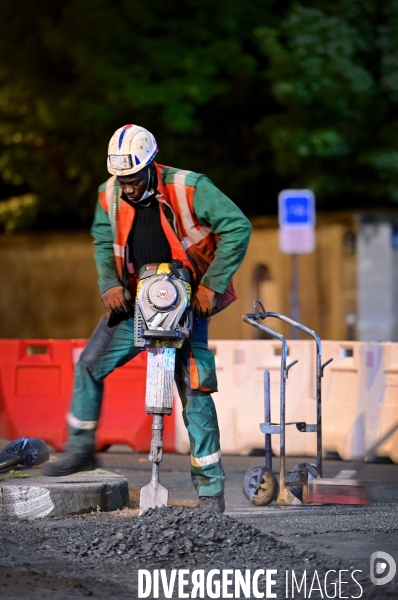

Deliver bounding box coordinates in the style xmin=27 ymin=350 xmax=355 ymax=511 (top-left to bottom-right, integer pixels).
xmin=242 ymin=466 xmax=279 ymax=506
xmin=289 ymin=462 xmax=318 ymax=500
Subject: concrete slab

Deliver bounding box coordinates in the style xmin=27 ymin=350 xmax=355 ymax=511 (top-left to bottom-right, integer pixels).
xmin=0 ymin=469 xmax=129 ymax=520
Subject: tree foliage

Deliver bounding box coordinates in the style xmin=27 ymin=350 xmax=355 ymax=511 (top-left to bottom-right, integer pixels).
xmin=256 ymin=0 xmax=398 ymax=205
xmin=0 ymin=0 xmax=397 ymax=230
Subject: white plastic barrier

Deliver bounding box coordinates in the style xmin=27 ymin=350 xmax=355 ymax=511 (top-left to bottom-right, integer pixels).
xmin=371 ymin=343 xmax=398 ymax=462
xmin=174 ymin=383 xmax=190 ymax=454
xmin=322 ymin=342 xmax=386 ymax=460
xmin=210 ymin=340 xmax=275 ymax=455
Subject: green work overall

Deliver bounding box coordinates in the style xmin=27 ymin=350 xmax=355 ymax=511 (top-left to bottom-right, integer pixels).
xmin=67 ymin=315 xmax=225 ymax=498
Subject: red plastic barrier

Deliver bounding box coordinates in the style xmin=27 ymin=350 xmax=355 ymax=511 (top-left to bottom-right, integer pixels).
xmin=0 ymin=340 xmax=84 ymax=450
xmin=0 ymin=340 xmax=176 ymax=452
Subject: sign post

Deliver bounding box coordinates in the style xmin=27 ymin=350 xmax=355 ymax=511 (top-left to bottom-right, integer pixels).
xmin=278 ymin=190 xmax=316 ymax=338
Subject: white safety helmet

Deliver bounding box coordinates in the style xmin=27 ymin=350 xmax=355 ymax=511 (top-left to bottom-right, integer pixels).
xmin=107 ymin=124 xmax=158 ymax=176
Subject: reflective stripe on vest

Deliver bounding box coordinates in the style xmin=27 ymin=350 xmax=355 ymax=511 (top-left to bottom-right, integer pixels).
xmin=113 ymin=243 xmax=124 ymax=257
xmin=105 ymin=175 xmax=118 ymax=226
xmin=172 ymin=170 xmax=211 ymax=250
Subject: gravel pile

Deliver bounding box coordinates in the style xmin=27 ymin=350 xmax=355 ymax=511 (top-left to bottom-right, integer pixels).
xmin=64 ymin=506 xmax=272 ymax=564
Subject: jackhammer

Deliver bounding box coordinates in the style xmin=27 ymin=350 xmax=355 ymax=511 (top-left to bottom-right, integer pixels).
xmin=134 ymin=262 xmax=192 ymax=515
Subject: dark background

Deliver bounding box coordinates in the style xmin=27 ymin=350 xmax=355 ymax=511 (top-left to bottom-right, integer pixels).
xmin=1 ymin=0 xmax=398 ymax=231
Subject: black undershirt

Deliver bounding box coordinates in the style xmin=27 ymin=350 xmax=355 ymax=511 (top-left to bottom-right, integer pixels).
xmin=127 ymin=195 xmax=172 ymax=275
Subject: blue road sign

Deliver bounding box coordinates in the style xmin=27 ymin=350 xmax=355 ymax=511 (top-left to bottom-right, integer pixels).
xmin=278 ymin=189 xmax=315 ymax=228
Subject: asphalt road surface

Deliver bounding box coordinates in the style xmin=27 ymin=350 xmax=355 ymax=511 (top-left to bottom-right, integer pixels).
xmin=0 ymin=451 xmax=397 ymax=599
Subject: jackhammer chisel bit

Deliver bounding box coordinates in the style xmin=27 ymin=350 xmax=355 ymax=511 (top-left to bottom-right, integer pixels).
xmin=139 ymin=347 xmax=176 ymax=515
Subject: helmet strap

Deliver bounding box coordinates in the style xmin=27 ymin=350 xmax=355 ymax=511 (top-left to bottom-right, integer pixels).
xmin=132 ymin=166 xmax=154 ymax=205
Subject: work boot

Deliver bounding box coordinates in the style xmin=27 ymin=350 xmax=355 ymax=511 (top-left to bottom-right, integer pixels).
xmin=199 ymin=495 xmax=225 ymax=514
xmin=42 ymin=452 xmax=97 ymax=477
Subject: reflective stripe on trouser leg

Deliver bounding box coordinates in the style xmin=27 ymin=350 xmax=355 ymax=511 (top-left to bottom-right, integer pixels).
xmin=191 ymin=449 xmax=221 ymax=468
xmin=175 ymin=388 xmax=224 ymax=497
xmin=67 ymin=316 xmax=142 ymax=453
xmin=174 ymin=324 xmax=225 ymax=497
xmin=181 ymin=389 xmax=224 ymax=497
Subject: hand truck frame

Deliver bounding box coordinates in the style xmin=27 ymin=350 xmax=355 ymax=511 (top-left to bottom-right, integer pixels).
xmin=242 ymin=300 xmax=333 ymax=506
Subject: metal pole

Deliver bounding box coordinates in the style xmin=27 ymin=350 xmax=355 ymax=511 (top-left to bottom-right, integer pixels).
xmin=264 ymin=369 xmax=272 ymax=470
xmin=279 ymin=342 xmax=287 ymax=496
xmin=290 ymin=254 xmax=300 ymax=339
xmin=315 ymin=352 xmax=322 ymax=478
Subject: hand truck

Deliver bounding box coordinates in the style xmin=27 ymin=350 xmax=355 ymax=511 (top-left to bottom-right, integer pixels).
xmin=242 ymin=300 xmax=333 ymax=506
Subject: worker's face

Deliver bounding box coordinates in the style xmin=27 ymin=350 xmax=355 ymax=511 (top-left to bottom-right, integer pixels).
xmin=117 ymin=166 xmax=150 ymax=203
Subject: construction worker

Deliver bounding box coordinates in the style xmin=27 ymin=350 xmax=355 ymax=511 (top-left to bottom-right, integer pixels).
xmin=44 ymin=125 xmax=251 ymax=513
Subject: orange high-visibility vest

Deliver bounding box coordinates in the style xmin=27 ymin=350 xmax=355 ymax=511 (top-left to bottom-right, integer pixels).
xmin=97 ymin=163 xmax=236 ymax=312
